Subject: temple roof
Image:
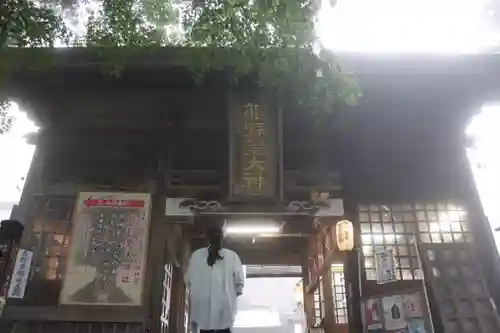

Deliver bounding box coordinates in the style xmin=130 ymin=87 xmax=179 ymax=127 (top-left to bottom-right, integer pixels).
xmin=6 ymin=48 xmax=500 ymax=126
xmin=6 ymin=48 xmax=496 ymax=202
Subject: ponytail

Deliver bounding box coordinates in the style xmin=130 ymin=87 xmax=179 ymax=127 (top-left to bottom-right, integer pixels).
xmin=206 ymin=228 xmax=224 ymax=266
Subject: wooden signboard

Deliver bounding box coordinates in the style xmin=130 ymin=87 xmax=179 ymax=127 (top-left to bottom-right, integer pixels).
xmin=229 ymin=92 xmax=277 ymax=199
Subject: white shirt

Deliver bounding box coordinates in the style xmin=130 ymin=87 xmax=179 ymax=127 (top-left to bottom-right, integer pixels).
xmin=185 ymin=247 xmax=245 ymax=331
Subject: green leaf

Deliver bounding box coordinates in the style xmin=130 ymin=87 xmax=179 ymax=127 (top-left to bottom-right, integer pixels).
xmin=1 ymin=0 xmax=360 ymax=127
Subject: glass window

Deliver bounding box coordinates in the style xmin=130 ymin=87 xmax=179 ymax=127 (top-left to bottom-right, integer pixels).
xmin=418 ymin=222 xmax=429 ymax=232
xmin=360 ymin=223 xmax=371 ymax=233
xmin=399 ymin=257 xmax=410 ymax=268
xmin=383 ymin=223 xmax=394 ymax=233
xmin=370 ymin=212 xmax=380 ymax=222
xmin=361 ymin=235 xmax=372 ymax=245
xmin=359 ymin=212 xmax=369 ymax=222
xmin=18 ymin=196 xmax=76 ymax=305
xmin=371 ymin=223 xmax=382 ymax=233
xmin=312 ymin=282 xmax=323 ymax=326
xmin=394 ymin=223 xmax=405 ymax=233
xmin=431 ymin=233 xmax=442 ymax=243
xmin=359 ymin=202 xmax=472 ymax=281
xmin=331 ymin=265 xmax=348 ymax=324
xmin=30 ymin=197 xmax=75 ymax=284
xmin=420 ymin=234 xmax=431 ymax=243
xmin=442 ymin=233 xmax=453 ymax=243
xmin=416 ymin=211 xmax=426 ymax=221
xmin=403 ymin=212 xmax=415 ymax=222
xmin=364 ymin=257 xmax=375 ymax=269
xmin=363 ymin=246 xmax=373 ymax=256
xmin=402 ymin=269 xmax=413 ymax=280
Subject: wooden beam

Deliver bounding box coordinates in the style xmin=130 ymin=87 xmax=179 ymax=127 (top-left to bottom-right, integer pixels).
xmin=2 ymin=306 xmax=145 ymax=322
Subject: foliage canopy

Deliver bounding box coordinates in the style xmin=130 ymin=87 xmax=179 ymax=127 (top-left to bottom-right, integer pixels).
xmin=0 ymin=0 xmax=359 ymax=133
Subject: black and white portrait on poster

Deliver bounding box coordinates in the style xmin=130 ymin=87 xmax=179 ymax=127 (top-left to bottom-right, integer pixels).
xmin=60 ymin=192 xmax=151 ymax=306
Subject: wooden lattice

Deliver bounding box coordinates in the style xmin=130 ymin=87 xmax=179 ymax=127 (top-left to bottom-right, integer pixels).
xmin=419 ymin=243 xmax=500 ymax=333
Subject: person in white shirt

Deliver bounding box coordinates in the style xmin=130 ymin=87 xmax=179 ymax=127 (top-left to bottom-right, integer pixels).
xmin=185 ymin=226 xmax=245 ymax=333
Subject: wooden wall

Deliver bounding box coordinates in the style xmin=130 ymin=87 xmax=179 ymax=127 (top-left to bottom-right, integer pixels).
xmin=0 ymin=322 xmax=144 ymax=333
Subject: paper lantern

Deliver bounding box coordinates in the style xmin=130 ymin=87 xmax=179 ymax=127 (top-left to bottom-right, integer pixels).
xmin=336 ymin=220 xmax=354 ymax=251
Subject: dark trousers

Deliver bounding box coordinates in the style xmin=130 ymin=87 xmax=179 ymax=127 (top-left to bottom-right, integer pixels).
xmin=200 ymin=329 xmax=231 ymax=333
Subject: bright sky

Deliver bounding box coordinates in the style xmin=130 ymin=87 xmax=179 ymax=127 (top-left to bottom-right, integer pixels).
xmin=0 ymin=103 xmax=38 ymax=220
xmin=466 ymin=106 xmax=500 ymax=254
xmin=317 ymin=0 xmax=499 ymax=53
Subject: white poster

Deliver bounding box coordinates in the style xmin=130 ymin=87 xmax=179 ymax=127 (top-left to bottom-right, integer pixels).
xmin=382 ymin=295 xmax=407 ymax=330
xmin=404 ymin=293 xmax=423 ymax=318
xmin=375 ymin=249 xmax=396 ymax=284
xmin=365 ymin=298 xmax=383 ymax=330
xmin=60 ymin=192 xmax=151 ymax=306
xmin=7 ymin=249 xmax=34 ymax=299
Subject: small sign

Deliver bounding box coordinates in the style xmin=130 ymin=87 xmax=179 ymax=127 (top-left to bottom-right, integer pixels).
xmin=7 ymin=249 xmax=33 ymax=299
xmin=365 ymin=298 xmax=383 ymax=330
xmin=404 ymin=293 xmax=423 ymax=318
xmin=382 ymin=295 xmax=407 ymax=330
xmin=375 ymin=249 xmax=396 ymax=284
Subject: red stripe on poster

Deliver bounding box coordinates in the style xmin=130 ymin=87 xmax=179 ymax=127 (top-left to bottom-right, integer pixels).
xmin=84 ymin=198 xmax=145 ymax=208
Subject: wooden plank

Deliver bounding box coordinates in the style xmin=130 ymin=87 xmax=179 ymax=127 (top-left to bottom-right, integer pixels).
xmin=2 ymin=306 xmax=145 ymax=322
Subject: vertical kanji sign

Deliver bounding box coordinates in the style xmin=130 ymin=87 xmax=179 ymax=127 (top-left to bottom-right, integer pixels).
xmin=375 ymin=249 xmax=396 ymax=284
xmin=229 ymin=93 xmax=277 ymax=198
xmin=7 ymin=249 xmax=33 ymax=299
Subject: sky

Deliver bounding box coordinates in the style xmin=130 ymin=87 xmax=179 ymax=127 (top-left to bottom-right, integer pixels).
xmin=466 ymin=106 xmax=500 ymax=254
xmin=317 ymin=0 xmax=499 ymax=53
xmin=0 ymin=103 xmax=38 ymax=220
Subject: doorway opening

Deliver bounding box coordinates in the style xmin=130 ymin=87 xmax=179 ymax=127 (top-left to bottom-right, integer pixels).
xmin=234 ymin=265 xmax=305 ymax=333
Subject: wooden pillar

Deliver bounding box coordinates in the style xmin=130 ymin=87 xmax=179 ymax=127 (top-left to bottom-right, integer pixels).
xmin=345 ymin=250 xmax=363 ymax=333
xmin=322 ymin=264 xmax=335 ymax=333
xmin=169 ymin=264 xmax=184 ymax=333
xmin=344 ymin=199 xmax=364 ymax=333
xmin=167 ymin=225 xmax=187 ymax=333
xmin=147 ymin=117 xmax=172 ymax=332
xmin=302 ymin=264 xmax=314 ymax=329
xmin=146 ymin=196 xmax=168 ymax=332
